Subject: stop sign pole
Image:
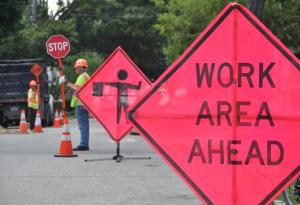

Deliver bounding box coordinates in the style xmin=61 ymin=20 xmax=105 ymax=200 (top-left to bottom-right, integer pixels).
xmin=46 ymin=35 xmax=71 ymax=119
xmin=57 ymin=58 xmax=67 ymax=114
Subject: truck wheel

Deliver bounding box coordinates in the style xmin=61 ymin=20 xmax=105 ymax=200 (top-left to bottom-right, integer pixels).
xmin=43 ymin=109 xmax=53 ymax=127
xmin=2 ymin=119 xmax=8 ymax=128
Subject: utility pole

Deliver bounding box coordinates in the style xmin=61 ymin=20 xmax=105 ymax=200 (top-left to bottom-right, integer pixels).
xmin=247 ymin=0 xmax=265 ymax=19
xmin=31 ymin=0 xmax=36 ymax=25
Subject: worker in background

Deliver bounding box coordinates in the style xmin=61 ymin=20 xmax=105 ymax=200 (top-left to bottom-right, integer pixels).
xmin=59 ymin=59 xmax=90 ymax=151
xmin=27 ymin=80 xmax=38 ymax=131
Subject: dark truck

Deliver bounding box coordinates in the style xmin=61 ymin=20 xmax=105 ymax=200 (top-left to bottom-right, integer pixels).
xmin=0 ymin=59 xmax=53 ymax=128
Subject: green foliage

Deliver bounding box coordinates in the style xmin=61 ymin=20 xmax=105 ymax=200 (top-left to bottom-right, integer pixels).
xmin=1 ymin=0 xmax=298 ymax=79
xmin=0 ymin=0 xmax=165 ymax=79
xmin=153 ymin=0 xmax=243 ymax=65
xmin=263 ymin=0 xmax=300 ymax=50
xmin=0 ymin=19 xmax=77 ymax=59
xmin=64 ymin=0 xmax=165 ymax=79
xmin=0 ymin=0 xmax=28 ymax=38
xmin=154 ymin=0 xmax=299 ymax=65
xmin=0 ymin=1 xmax=77 ymax=60
xmin=62 ymin=51 xmax=104 ymax=84
xmin=276 ymin=181 xmax=299 ymax=204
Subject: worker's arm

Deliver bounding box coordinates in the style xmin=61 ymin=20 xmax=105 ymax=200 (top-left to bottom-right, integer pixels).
xmin=66 ymin=82 xmax=77 ymax=91
xmin=59 ymin=75 xmax=77 ymax=91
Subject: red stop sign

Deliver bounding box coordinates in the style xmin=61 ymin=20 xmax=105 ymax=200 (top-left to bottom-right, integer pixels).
xmin=129 ymin=3 xmax=300 ymax=205
xmin=46 ymin=35 xmax=70 ymax=59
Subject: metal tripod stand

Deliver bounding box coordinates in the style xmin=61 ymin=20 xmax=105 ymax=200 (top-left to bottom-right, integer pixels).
xmin=84 ymin=141 xmax=151 ymax=163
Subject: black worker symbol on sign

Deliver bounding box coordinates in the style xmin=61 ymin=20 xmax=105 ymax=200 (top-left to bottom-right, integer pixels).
xmin=92 ymin=69 xmax=142 ymax=124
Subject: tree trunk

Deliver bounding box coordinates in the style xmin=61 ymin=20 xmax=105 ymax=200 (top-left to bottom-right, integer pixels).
xmin=247 ymin=0 xmax=265 ymax=19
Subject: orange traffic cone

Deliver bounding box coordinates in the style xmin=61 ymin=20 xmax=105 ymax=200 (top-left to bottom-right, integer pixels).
xmin=34 ymin=110 xmax=43 ymax=133
xmin=53 ymin=108 xmax=60 ymax=128
xmin=54 ymin=117 xmax=77 ymax=157
xmin=59 ymin=110 xmax=64 ymax=126
xmin=19 ymin=109 xmax=28 ymax=134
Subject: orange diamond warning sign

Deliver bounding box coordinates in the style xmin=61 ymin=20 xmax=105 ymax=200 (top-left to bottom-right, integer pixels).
xmin=128 ymin=3 xmax=300 ymax=204
xmin=77 ymin=47 xmax=151 ymax=142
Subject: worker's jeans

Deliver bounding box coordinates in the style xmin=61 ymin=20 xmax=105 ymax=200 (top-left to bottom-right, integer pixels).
xmin=76 ymin=105 xmax=89 ymax=147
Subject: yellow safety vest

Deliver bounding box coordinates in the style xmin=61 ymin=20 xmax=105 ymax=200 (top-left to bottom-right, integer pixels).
xmin=70 ymin=72 xmax=90 ymax=107
xmin=28 ymin=88 xmax=38 ymax=110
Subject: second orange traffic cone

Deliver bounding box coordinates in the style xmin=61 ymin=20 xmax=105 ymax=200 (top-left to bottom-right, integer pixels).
xmin=19 ymin=109 xmax=28 ymax=134
xmin=53 ymin=109 xmax=60 ymax=128
xmin=54 ymin=118 xmax=77 ymax=157
xmin=34 ymin=110 xmax=43 ymax=133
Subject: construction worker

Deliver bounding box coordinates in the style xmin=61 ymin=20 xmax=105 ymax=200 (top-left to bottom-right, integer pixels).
xmin=60 ymin=59 xmax=90 ymax=151
xmin=27 ymin=80 xmax=38 ymax=131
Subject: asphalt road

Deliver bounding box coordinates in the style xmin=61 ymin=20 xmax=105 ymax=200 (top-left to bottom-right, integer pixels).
xmin=0 ymin=119 xmax=202 ymax=205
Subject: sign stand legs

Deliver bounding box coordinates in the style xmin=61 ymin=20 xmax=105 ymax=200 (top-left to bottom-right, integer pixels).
xmin=271 ymin=189 xmax=292 ymax=205
xmin=282 ymin=189 xmax=292 ymax=205
xmin=112 ymin=142 xmax=123 ymax=162
xmin=84 ymin=141 xmax=151 ymax=163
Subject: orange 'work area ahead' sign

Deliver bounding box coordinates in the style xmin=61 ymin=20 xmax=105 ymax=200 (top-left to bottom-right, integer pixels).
xmin=128 ymin=3 xmax=300 ymax=205
xmin=77 ymin=47 xmax=151 ymax=142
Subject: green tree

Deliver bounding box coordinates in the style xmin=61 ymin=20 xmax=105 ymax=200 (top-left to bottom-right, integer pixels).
xmin=0 ymin=1 xmax=166 ymax=79
xmin=263 ymin=0 xmax=300 ymax=52
xmin=153 ymin=0 xmax=242 ymax=64
xmin=0 ymin=1 xmax=78 ymax=60
xmin=62 ymin=0 xmax=165 ymax=79
xmin=154 ymin=0 xmax=299 ymax=64
xmin=0 ymin=0 xmax=29 ymax=38
xmin=62 ymin=51 xmax=104 ymax=84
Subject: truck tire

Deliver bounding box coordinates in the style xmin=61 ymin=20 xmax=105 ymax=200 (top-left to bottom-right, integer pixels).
xmin=42 ymin=104 xmax=53 ymax=127
xmin=46 ymin=112 xmax=53 ymax=127
xmin=2 ymin=118 xmax=8 ymax=128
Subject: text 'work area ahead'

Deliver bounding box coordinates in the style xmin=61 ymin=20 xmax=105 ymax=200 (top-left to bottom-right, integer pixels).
xmin=128 ymin=3 xmax=300 ymax=205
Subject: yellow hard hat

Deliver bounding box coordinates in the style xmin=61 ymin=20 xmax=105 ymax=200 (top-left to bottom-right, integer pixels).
xmin=74 ymin=59 xmax=88 ymax=69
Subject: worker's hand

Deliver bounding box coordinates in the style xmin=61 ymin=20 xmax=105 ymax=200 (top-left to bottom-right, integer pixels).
xmin=59 ymin=75 xmax=67 ymax=85
xmin=66 ymin=82 xmax=77 ymax=90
